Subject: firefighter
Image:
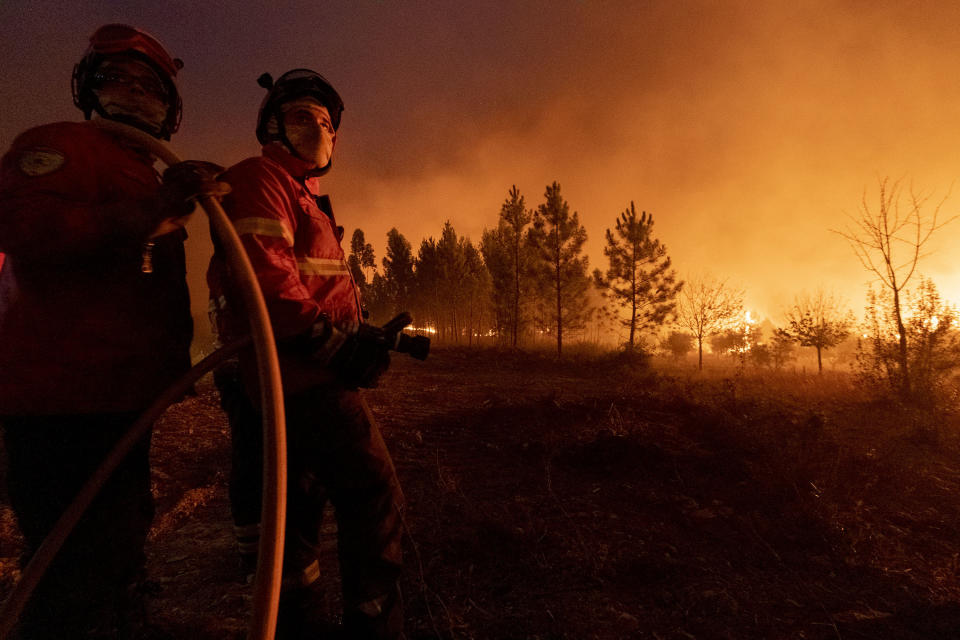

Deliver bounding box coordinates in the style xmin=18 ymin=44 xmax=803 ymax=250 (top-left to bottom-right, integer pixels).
xmin=0 ymin=24 xmax=227 ymax=639
xmin=207 ymin=69 xmax=405 ymax=639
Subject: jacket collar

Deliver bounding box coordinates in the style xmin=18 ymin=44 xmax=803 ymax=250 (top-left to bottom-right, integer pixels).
xmin=262 ymin=143 xmax=322 ymax=193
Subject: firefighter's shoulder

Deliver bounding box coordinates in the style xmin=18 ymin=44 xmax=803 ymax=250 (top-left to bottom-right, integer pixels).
xmin=222 ymin=155 xmax=298 ymax=210
xmin=5 ymin=122 xmax=101 ymax=178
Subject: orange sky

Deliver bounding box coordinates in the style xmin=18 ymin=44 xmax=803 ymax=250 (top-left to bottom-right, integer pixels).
xmin=3 ymin=1 xmax=960 ymax=342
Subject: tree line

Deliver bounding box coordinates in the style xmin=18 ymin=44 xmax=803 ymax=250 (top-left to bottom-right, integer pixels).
xmin=350 ymin=181 xmax=683 ymax=357
xmin=348 ymin=178 xmax=960 ymax=404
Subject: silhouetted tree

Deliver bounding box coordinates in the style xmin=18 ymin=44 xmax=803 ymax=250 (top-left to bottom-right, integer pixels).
xmin=461 ymin=239 xmax=491 ymax=345
xmin=858 ymin=277 xmax=960 ymax=402
xmin=528 ymin=182 xmax=591 ymax=357
xmin=480 ymin=226 xmax=513 ymax=342
xmin=835 ymin=177 xmax=954 ymax=399
xmin=348 ymin=228 xmax=376 ymax=295
xmin=436 ymin=222 xmax=467 ymax=341
xmin=498 ymin=186 xmax=534 ymax=347
xmin=381 ymin=228 xmax=415 ymax=317
xmin=413 ymin=222 xmax=492 ymax=343
xmin=709 ymin=327 xmax=748 ymax=358
xmin=413 ymin=236 xmax=441 ymax=337
xmin=748 ymin=342 xmax=772 ymax=368
xmin=779 ymin=289 xmax=854 ymax=374
xmin=676 ymin=275 xmax=744 ymax=370
xmin=594 ymin=202 xmax=682 ymax=351
xmin=660 ymin=330 xmax=694 ymax=359
xmin=770 ymin=329 xmax=796 ymax=369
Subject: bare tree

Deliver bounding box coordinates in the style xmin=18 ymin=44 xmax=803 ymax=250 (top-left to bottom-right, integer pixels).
xmin=675 ymin=275 xmax=744 ymax=370
xmin=779 ymin=288 xmax=854 ymax=374
xmin=834 ymin=177 xmax=954 ymax=398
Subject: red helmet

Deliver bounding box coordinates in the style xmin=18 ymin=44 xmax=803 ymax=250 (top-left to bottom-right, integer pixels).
xmin=72 ymin=24 xmax=183 ymax=139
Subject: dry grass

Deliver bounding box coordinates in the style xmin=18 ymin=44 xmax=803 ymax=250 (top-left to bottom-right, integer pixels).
xmin=3 ymin=347 xmax=960 ymax=638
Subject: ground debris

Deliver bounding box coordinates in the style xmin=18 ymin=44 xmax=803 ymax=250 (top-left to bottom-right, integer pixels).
xmin=2 ymin=349 xmax=960 ymax=639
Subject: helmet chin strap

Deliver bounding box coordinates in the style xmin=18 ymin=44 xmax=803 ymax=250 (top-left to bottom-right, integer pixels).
xmin=271 ymin=108 xmax=334 ymax=176
xmin=306 ymin=158 xmax=333 ymax=177
xmin=90 ymin=97 xmax=167 ymax=140
xmin=271 ymin=119 xmax=326 ymax=176
xmin=98 ymin=111 xmax=164 ymax=139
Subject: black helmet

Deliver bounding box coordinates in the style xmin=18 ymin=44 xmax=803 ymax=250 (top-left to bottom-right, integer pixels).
xmin=255 ymin=69 xmax=344 ymax=146
xmin=71 ymin=24 xmax=183 ymax=140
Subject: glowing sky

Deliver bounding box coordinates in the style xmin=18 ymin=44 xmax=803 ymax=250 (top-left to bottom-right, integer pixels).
xmin=3 ymin=1 xmax=960 ymax=341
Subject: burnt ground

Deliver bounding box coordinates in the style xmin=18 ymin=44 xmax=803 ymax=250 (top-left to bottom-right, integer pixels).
xmin=3 ymin=347 xmax=960 ymax=639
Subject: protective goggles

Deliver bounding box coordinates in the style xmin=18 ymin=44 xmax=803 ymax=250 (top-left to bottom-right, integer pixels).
xmin=92 ymin=67 xmax=169 ymax=100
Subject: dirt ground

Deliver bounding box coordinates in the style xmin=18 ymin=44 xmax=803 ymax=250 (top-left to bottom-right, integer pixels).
xmin=3 ymin=347 xmax=960 ymax=639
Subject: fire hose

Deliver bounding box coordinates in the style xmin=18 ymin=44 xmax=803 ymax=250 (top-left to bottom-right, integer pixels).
xmin=0 ymin=120 xmax=287 ymax=640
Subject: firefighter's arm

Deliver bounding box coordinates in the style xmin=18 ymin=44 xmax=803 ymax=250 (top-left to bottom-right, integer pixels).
xmin=150 ymin=161 xmax=231 ymax=237
xmin=221 ymin=161 xmax=324 ymax=339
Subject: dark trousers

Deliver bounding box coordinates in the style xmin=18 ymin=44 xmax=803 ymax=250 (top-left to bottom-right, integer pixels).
xmin=214 ymin=366 xmax=405 ymax=639
xmin=214 ymin=362 xmax=263 ymax=560
xmin=2 ymin=413 xmax=153 ymax=640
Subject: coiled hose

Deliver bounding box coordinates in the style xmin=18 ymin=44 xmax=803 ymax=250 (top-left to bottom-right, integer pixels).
xmin=0 ymin=120 xmax=287 ymax=640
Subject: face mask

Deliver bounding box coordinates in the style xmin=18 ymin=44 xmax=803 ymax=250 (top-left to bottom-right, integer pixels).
xmin=92 ymin=58 xmax=169 ymax=134
xmin=281 ymin=98 xmax=336 ymax=169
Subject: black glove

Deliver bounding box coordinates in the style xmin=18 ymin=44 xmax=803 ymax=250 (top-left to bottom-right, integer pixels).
xmin=155 ymin=160 xmax=232 ymax=217
xmin=309 ymin=313 xmax=413 ymax=389
xmin=331 ymin=323 xmax=392 ymax=389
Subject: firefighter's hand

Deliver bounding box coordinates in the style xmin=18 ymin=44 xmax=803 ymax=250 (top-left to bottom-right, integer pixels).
xmin=310 ymin=320 xmax=391 ymax=389
xmin=148 ymin=214 xmax=193 ymax=238
xmin=332 ymin=323 xmax=392 ymax=389
xmin=154 ymin=160 xmax=232 ymax=220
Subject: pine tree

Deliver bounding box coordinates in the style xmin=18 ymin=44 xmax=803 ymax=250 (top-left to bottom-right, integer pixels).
xmin=480 ymin=226 xmax=513 ymax=342
xmin=499 ymin=186 xmax=533 ymax=347
xmin=528 ymin=181 xmax=591 ymax=357
xmin=381 ymin=228 xmax=415 ymax=317
xmin=594 ymin=202 xmax=682 ymax=351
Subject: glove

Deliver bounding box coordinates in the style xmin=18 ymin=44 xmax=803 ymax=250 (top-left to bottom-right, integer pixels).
xmin=154 ymin=160 xmax=232 ymax=218
xmin=332 ymin=323 xmax=392 ymax=389
xmin=309 ymin=313 xmax=412 ymax=389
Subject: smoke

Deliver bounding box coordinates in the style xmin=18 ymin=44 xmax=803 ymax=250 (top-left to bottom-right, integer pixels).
xmin=5 ymin=0 xmax=960 ymax=331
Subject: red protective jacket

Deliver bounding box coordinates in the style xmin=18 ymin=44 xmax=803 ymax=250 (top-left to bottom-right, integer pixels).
xmin=207 ymin=143 xmax=361 ymax=394
xmin=0 ymin=121 xmax=193 ymax=414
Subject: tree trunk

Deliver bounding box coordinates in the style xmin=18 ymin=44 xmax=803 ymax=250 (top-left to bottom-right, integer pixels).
xmin=893 ymin=288 xmax=911 ymax=399
xmin=556 ymin=283 xmax=563 ymax=358
xmin=628 ymin=248 xmax=637 ymax=352
xmin=816 ymin=345 xmax=823 ymax=374
xmin=513 ymin=240 xmax=520 ymax=348
xmin=467 ymin=300 xmax=474 ymax=347
xmin=555 ymin=240 xmax=563 ymax=358
xmin=698 ymin=337 xmax=704 ymax=370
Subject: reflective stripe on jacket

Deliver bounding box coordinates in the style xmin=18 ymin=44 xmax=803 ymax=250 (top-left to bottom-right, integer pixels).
xmin=207 ymin=143 xmax=361 ymax=394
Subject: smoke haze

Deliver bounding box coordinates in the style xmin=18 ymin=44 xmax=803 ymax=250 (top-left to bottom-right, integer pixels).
xmin=3 ymin=1 xmax=960 ymax=341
